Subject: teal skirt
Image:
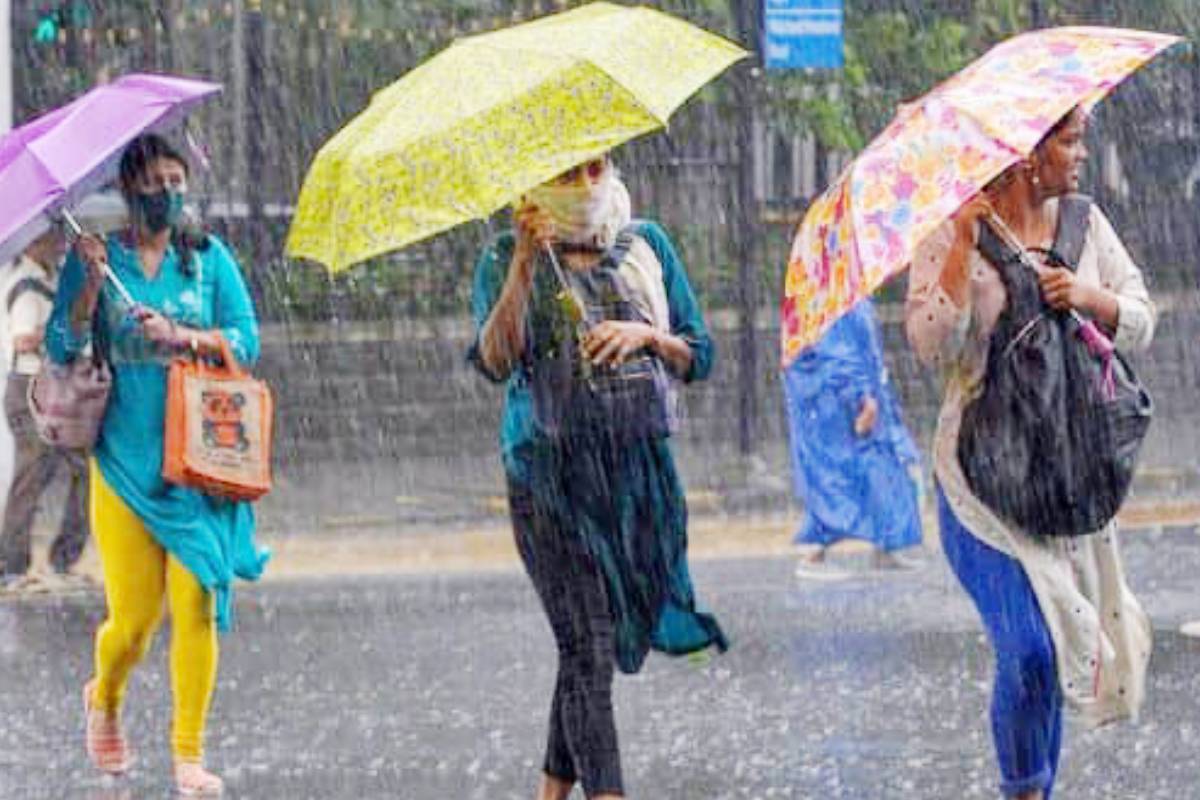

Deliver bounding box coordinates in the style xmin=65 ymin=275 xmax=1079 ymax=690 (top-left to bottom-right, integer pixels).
xmin=521 ymin=433 xmax=728 ymax=674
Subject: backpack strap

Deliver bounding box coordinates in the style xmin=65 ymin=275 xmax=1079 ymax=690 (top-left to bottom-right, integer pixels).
xmin=6 ymin=277 xmax=55 ymax=313
xmin=976 ymin=220 xmax=1023 ymax=272
xmin=1047 ymin=193 xmax=1092 ymax=272
xmin=599 ymin=223 xmax=642 ymax=270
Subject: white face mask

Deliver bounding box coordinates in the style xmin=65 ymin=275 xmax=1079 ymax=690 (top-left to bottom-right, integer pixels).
xmin=525 ymin=169 xmax=632 ymax=249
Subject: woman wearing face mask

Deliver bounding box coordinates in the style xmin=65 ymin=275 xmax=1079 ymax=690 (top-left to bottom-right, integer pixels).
xmin=47 ymin=133 xmax=267 ymax=797
xmin=470 ymin=155 xmax=728 ymax=799
xmin=907 ymin=106 xmax=1154 ymax=800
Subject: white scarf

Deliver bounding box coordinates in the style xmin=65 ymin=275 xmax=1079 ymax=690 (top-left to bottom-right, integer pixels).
xmin=524 ymin=171 xmax=632 ymax=251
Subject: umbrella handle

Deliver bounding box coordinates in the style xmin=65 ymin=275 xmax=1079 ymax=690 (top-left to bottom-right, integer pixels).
xmin=59 ymin=209 xmax=138 ymax=309
xmin=542 ymin=243 xmax=591 ymax=330
xmin=542 ymin=243 xmax=596 ymax=381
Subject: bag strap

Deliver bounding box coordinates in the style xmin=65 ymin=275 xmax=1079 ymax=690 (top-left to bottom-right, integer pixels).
xmin=551 ymin=224 xmax=644 ymax=324
xmin=976 ymin=220 xmax=1023 ymax=273
xmin=1046 ymin=193 xmax=1092 ymax=272
xmin=599 ymin=224 xmax=642 ymax=270
xmin=977 ymin=194 xmax=1093 ymax=276
xmin=6 ymin=277 xmax=55 ymax=313
xmin=89 ymin=292 xmax=108 ymax=368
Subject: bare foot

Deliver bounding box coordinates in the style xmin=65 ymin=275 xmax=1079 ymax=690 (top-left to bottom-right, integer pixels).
xmin=794 ymin=547 xmax=850 ymax=581
xmin=798 ymin=546 xmax=827 ymax=564
xmin=871 ymin=549 xmax=920 ymax=571
xmin=538 ymin=773 xmax=622 ymax=799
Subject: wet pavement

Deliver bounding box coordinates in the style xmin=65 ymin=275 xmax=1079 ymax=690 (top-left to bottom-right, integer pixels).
xmin=1 ymin=526 xmax=1198 ymax=799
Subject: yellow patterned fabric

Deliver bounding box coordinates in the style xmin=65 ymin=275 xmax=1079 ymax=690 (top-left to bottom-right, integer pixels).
xmin=780 ymin=26 xmax=1181 ymax=366
xmin=286 ymin=2 xmax=746 ymax=272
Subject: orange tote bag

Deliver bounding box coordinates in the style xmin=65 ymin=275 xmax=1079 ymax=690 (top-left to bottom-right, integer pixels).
xmin=162 ymin=335 xmax=274 ymax=501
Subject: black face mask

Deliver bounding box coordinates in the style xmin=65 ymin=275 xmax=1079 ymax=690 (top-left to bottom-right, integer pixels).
xmin=133 ymin=189 xmax=185 ymax=233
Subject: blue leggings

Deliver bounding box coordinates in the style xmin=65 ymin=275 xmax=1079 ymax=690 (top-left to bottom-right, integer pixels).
xmin=938 ymin=489 xmax=1063 ymax=798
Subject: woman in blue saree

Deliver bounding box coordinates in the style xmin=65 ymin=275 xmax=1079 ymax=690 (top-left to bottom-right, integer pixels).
xmin=783 ymin=298 xmax=923 ymax=573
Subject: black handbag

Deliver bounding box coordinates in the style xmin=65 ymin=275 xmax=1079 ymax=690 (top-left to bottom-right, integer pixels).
xmin=957 ymin=195 xmax=1153 ymax=537
xmin=527 ymin=228 xmax=677 ymax=441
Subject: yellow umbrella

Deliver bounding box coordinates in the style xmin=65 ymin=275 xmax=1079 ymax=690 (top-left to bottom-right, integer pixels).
xmin=285 ymin=1 xmax=747 ymax=272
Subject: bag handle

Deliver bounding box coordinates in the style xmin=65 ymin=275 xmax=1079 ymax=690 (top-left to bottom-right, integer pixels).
xmin=188 ymin=333 xmax=245 ymax=379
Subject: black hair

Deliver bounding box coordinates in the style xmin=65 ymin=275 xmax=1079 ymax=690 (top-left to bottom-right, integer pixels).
xmin=118 ymin=133 xmax=210 ymax=275
xmin=118 ymin=133 xmax=189 ymax=194
xmin=1035 ymin=105 xmax=1083 ymax=153
xmin=987 ymin=105 xmax=1084 ymax=192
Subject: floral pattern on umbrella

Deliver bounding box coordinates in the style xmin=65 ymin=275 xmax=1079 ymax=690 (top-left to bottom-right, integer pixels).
xmin=286 ymin=1 xmax=746 ymax=273
xmin=781 ymin=26 xmax=1182 ymax=366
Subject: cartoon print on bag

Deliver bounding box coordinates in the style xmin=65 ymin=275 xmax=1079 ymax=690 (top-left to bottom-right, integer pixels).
xmin=201 ymin=389 xmax=250 ymax=452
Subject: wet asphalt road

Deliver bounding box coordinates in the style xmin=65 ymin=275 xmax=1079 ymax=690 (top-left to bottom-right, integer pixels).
xmin=1 ymin=527 xmax=1198 ymax=799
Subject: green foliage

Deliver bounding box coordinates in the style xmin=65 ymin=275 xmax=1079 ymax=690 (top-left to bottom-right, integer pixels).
xmin=763 ymin=8 xmax=979 ymax=152
xmin=11 ymin=0 xmax=1199 ymax=319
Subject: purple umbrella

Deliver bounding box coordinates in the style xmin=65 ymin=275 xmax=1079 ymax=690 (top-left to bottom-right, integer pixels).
xmin=0 ymin=73 xmax=221 ymax=268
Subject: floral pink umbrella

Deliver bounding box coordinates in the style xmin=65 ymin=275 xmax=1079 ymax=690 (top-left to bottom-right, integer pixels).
xmin=780 ymin=26 xmax=1182 ymax=366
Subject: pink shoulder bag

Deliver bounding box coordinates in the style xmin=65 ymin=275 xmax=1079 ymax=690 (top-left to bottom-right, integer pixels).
xmin=27 ymin=318 xmax=111 ymax=451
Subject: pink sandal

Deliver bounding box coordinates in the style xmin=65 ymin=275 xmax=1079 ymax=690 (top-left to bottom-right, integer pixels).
xmin=174 ymin=760 xmax=224 ymax=797
xmin=82 ymin=679 xmax=133 ymax=775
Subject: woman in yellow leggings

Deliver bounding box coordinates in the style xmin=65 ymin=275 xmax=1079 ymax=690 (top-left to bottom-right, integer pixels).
xmin=49 ymin=135 xmax=268 ymax=797
xmin=87 ymin=465 xmax=218 ymax=770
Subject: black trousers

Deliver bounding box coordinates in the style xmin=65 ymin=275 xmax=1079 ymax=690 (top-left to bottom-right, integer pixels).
xmin=509 ymin=481 xmax=623 ymax=797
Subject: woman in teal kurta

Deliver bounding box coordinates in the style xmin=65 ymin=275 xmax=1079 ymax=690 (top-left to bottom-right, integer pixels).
xmin=49 ymin=135 xmax=266 ymax=796
xmin=470 ymin=156 xmax=726 ymax=798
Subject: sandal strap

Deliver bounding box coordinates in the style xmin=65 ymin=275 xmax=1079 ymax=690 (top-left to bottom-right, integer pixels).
xmin=83 ymin=681 xmax=132 ymax=774
xmin=175 ymin=761 xmax=224 ymax=797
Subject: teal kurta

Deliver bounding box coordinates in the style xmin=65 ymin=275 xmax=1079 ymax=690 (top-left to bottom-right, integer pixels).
xmin=47 ymin=233 xmax=269 ymax=630
xmin=470 ymin=219 xmax=727 ymax=673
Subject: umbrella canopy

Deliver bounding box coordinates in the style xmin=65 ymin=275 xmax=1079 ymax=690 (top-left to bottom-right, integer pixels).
xmin=286 ymin=1 xmax=747 ymax=272
xmin=781 ymin=26 xmax=1182 ymax=366
xmin=0 ymin=73 xmax=221 ymax=265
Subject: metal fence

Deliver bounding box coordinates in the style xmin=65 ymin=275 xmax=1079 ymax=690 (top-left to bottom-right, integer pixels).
xmin=8 ymin=1 xmax=1199 ymax=520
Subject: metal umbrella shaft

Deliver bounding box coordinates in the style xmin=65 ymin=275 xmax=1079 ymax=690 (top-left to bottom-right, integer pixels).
xmin=542 ymin=243 xmax=594 ymax=380
xmin=984 ymin=210 xmax=1087 ymax=327
xmin=59 ymin=208 xmax=137 ymax=308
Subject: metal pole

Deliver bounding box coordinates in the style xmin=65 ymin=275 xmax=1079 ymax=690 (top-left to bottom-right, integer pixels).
xmin=0 ymin=0 xmax=11 ymax=133
xmin=60 ymin=209 xmax=137 ymax=307
xmin=245 ymin=0 xmax=267 ymax=267
xmin=731 ymin=0 xmax=761 ymax=457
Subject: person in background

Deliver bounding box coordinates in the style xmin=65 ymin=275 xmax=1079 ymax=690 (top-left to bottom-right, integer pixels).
xmin=0 ymin=227 xmax=90 ymax=590
xmin=783 ymin=297 xmax=923 ymax=578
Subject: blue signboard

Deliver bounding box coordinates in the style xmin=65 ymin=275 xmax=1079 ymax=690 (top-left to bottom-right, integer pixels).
xmin=764 ymin=0 xmax=845 ymax=71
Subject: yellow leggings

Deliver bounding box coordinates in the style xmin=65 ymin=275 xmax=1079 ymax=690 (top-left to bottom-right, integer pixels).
xmin=89 ymin=463 xmax=217 ymax=760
